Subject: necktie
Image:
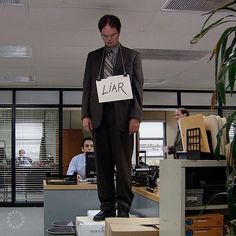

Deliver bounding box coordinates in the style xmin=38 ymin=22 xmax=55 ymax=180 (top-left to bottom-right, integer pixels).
xmin=104 ymin=50 xmax=113 ymax=78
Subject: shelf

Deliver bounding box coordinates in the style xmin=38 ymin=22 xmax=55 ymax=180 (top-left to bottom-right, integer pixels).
xmin=186 ymin=204 xmax=228 ymax=210
xmin=179 ymin=159 xmax=226 ymax=168
xmin=159 ymin=159 xmax=227 ymax=236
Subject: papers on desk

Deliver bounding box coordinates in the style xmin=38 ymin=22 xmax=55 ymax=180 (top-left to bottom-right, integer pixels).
xmin=78 ymin=177 xmax=97 ymax=184
xmin=46 ymin=175 xmax=77 ymax=185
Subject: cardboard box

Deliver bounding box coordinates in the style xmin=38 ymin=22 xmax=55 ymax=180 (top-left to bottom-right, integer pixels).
xmin=178 ymin=114 xmax=210 ymax=153
xmin=76 ymin=216 xmax=105 ymax=236
xmin=105 ymin=217 xmax=159 ymax=236
xmin=185 ymin=226 xmax=223 ymax=236
xmin=186 ymin=213 xmax=224 ymax=228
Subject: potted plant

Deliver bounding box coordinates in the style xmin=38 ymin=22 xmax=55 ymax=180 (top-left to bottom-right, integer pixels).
xmin=191 ymin=1 xmax=236 ymax=234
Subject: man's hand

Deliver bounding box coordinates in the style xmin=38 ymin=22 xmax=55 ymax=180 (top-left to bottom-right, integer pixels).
xmin=129 ymin=118 xmax=140 ymax=135
xmin=77 ymin=175 xmax=82 ymax=182
xmin=83 ymin=117 xmax=93 ymax=132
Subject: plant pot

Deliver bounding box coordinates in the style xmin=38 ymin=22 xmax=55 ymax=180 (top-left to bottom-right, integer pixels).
xmin=228 ymin=193 xmax=236 ymax=220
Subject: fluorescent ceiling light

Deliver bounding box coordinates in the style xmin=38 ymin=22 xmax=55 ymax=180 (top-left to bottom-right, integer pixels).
xmin=0 ymin=0 xmax=25 ymax=6
xmin=135 ymin=49 xmax=210 ymax=61
xmin=161 ymin=0 xmax=230 ymax=12
xmin=144 ymin=80 xmax=166 ymax=85
xmin=0 ymin=46 xmax=32 ymax=58
xmin=0 ymin=76 xmax=34 ymax=83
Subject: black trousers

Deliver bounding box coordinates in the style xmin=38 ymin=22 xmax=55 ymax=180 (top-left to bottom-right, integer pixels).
xmin=92 ymin=103 xmax=134 ymax=212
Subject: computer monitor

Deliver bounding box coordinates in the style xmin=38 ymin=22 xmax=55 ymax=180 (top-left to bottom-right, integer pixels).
xmin=85 ymin=152 xmax=96 ymax=178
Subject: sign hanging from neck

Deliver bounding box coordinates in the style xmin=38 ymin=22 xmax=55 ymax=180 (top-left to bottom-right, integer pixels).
xmin=96 ymin=74 xmax=133 ymax=103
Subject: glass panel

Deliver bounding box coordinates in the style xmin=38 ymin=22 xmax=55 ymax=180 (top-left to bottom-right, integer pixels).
xmin=143 ymin=91 xmax=177 ymax=106
xmin=181 ymin=93 xmax=212 ymax=106
xmin=63 ymin=91 xmax=83 ymax=105
xmin=139 ymin=121 xmax=165 ymax=166
xmin=0 ymin=108 xmax=12 ymax=203
xmin=16 ymin=122 xmax=43 ymax=161
xmin=15 ymin=108 xmax=59 ymax=202
xmin=62 ymin=108 xmax=83 ymax=175
xmin=140 ymin=139 xmax=164 ymax=157
xmin=0 ymin=91 xmax=12 ymax=104
xmin=16 ymin=91 xmax=59 ymax=104
xmin=140 ymin=122 xmax=163 ymax=138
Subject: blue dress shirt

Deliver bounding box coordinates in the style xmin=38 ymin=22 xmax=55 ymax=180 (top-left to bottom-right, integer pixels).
xmin=66 ymin=153 xmax=86 ymax=179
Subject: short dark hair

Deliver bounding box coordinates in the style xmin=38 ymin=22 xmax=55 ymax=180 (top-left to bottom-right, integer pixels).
xmin=178 ymin=108 xmax=190 ymax=117
xmin=81 ymin=136 xmax=93 ymax=148
xmin=98 ymin=14 xmax=121 ymax=32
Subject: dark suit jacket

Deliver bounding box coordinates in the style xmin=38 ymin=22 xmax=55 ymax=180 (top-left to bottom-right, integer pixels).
xmin=81 ymin=45 xmax=143 ymax=132
xmin=168 ymin=129 xmax=183 ymax=156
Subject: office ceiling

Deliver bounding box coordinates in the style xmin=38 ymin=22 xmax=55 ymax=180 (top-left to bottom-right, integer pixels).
xmin=0 ymin=0 xmax=230 ymax=90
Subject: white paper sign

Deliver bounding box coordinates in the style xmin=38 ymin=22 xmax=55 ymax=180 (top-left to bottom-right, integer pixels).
xmin=96 ymin=74 xmax=133 ymax=103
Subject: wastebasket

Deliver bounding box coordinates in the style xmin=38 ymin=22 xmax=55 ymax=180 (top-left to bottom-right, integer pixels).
xmin=47 ymin=226 xmax=75 ymax=235
xmin=52 ymin=221 xmax=75 ymax=228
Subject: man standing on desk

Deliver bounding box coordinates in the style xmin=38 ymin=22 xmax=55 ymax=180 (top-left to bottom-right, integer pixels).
xmin=82 ymin=14 xmax=143 ymax=221
xmin=67 ymin=137 xmax=94 ymax=180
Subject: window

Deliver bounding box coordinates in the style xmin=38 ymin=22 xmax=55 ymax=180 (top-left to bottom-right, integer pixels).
xmin=16 ymin=122 xmax=43 ymax=160
xmin=0 ymin=108 xmax=12 ymax=203
xmin=229 ymin=124 xmax=236 ymax=142
xmin=139 ymin=122 xmax=165 ymax=165
xmin=222 ymin=111 xmax=236 ymax=142
xmin=15 ymin=108 xmax=59 ymax=202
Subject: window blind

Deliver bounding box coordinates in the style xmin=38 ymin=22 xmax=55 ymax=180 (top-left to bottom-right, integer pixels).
xmin=15 ymin=108 xmax=59 ymax=202
xmin=0 ymin=108 xmax=12 ymax=203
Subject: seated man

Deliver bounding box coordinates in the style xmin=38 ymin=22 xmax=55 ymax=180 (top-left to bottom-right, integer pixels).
xmin=67 ymin=136 xmax=94 ymax=180
xmin=16 ymin=149 xmax=33 ymax=166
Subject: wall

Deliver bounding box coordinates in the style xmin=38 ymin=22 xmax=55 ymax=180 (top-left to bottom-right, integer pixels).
xmin=63 ymin=110 xmax=82 ymax=129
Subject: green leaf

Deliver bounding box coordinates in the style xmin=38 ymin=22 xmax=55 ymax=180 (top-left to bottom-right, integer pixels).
xmin=214 ymin=27 xmax=236 ymax=103
xmin=215 ymin=130 xmax=222 ymax=159
xmin=231 ymin=133 xmax=236 ymax=170
xmin=216 ymin=65 xmax=227 ymax=104
xmin=191 ymin=0 xmax=236 ymax=44
xmin=223 ymin=33 xmax=236 ymax=62
xmin=191 ymin=18 xmax=235 ymax=44
xmin=191 ymin=0 xmax=236 ymax=172
xmin=228 ymin=60 xmax=236 ymax=92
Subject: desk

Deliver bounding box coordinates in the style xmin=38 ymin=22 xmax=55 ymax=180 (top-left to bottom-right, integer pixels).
xmin=132 ymin=186 xmax=159 ymax=218
xmin=44 ymin=181 xmax=159 ymax=236
xmin=44 ymin=181 xmax=99 ymax=236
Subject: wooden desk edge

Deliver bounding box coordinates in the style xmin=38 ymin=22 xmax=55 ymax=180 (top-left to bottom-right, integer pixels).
xmin=132 ymin=186 xmax=159 ymax=203
xmin=43 ymin=180 xmax=159 ymax=203
xmin=43 ymin=180 xmax=97 ymax=190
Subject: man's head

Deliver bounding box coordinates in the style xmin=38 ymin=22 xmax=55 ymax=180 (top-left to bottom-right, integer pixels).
xmin=175 ymin=108 xmax=189 ymax=121
xmin=81 ymin=137 xmax=94 ymax=153
xmin=19 ymin=149 xmax=25 ymax=157
xmin=98 ymin=14 xmax=121 ymax=48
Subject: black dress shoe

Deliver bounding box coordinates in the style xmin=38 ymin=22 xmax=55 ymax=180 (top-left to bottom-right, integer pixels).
xmin=117 ymin=209 xmax=129 ymax=218
xmin=93 ymin=210 xmax=116 ymax=221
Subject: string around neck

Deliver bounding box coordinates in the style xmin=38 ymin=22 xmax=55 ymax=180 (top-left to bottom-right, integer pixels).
xmin=97 ymin=47 xmax=106 ymax=81
xmin=97 ymin=45 xmax=127 ymax=81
